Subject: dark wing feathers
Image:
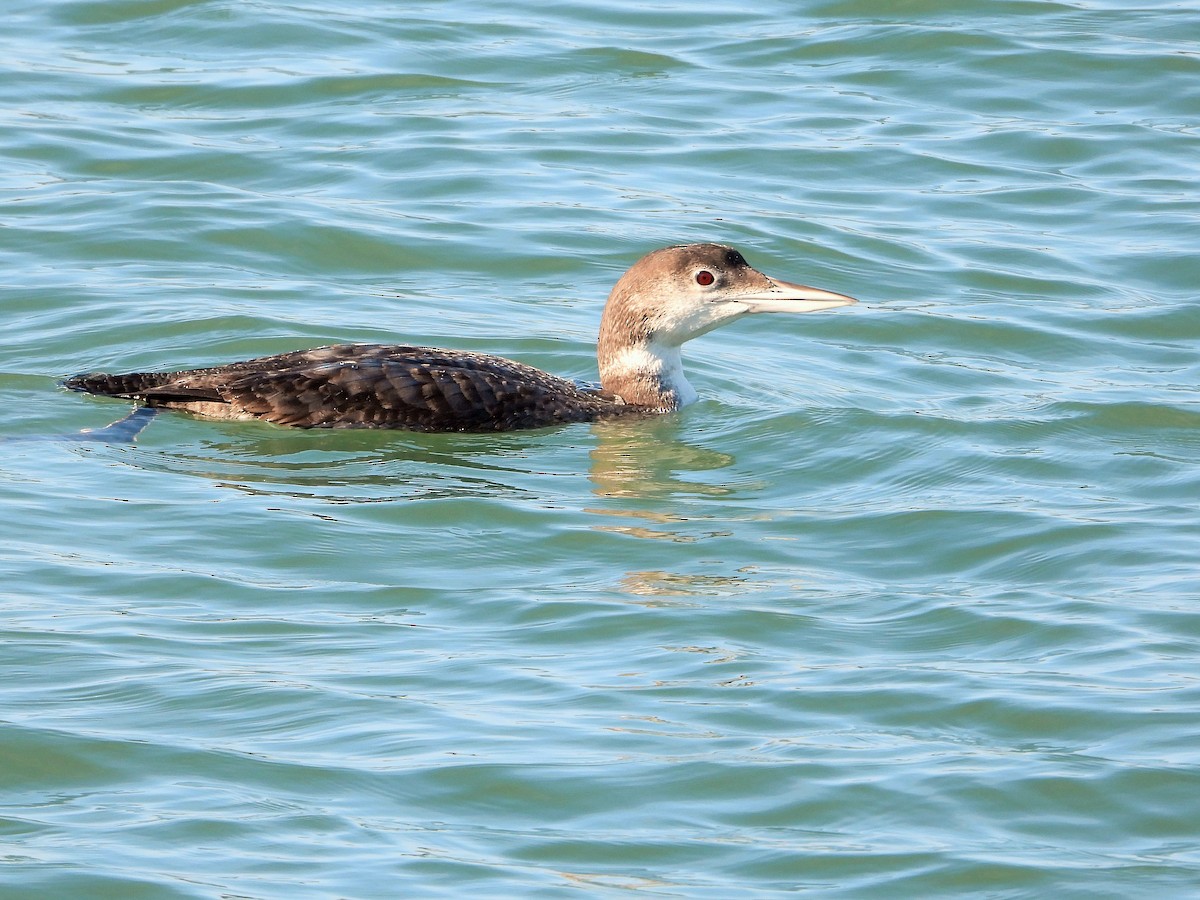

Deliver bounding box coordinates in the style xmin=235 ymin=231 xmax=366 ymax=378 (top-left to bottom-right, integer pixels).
xmin=67 ymin=344 xmax=623 ymax=431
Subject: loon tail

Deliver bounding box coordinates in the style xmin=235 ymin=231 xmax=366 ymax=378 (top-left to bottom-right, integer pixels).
xmin=63 ymin=371 xmax=175 ymax=398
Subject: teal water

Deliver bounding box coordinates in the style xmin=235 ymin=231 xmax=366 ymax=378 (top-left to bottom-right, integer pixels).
xmin=3 ymin=0 xmax=1199 ymax=896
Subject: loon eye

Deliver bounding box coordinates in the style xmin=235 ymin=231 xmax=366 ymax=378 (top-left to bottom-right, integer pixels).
xmin=695 ymin=270 xmax=715 ymax=286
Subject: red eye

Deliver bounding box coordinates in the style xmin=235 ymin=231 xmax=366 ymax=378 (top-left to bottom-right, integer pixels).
xmin=695 ymin=270 xmax=714 ymax=286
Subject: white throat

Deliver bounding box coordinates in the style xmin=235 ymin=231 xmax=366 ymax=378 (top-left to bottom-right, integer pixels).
xmin=601 ymin=340 xmax=698 ymax=409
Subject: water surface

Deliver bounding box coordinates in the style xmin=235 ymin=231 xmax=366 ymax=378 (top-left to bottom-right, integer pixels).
xmin=2 ymin=0 xmax=1199 ymax=896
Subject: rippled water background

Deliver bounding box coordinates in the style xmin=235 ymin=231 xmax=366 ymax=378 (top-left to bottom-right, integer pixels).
xmin=3 ymin=0 xmax=1199 ymax=896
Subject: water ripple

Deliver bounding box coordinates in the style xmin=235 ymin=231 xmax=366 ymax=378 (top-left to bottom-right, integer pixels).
xmin=3 ymin=0 xmax=1200 ymax=896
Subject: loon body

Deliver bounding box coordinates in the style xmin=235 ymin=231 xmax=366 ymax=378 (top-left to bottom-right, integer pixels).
xmin=64 ymin=243 xmax=856 ymax=432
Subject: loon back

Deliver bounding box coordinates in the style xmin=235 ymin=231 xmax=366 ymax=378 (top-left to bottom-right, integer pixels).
xmin=65 ymin=344 xmax=628 ymax=432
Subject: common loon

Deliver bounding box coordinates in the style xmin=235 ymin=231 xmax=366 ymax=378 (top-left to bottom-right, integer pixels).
xmin=64 ymin=243 xmax=856 ymax=432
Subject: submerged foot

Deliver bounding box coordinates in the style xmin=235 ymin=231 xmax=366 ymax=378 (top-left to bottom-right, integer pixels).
xmin=75 ymin=406 xmax=160 ymax=442
xmin=2 ymin=407 xmax=159 ymax=444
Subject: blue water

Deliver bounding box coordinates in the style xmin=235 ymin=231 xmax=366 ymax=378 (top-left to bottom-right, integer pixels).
xmin=2 ymin=1 xmax=1199 ymax=897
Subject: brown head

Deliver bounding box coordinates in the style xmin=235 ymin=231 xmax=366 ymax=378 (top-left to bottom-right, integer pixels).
xmin=597 ymin=243 xmax=855 ymax=409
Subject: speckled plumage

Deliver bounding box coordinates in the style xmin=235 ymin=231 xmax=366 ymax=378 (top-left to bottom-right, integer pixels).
xmin=65 ymin=343 xmax=629 ymax=431
xmin=64 ymin=243 xmax=856 ymax=432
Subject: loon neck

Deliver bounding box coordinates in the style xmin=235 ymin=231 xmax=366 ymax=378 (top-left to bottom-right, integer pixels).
xmin=595 ymin=271 xmax=710 ymax=410
xmin=598 ymin=338 xmax=696 ymax=410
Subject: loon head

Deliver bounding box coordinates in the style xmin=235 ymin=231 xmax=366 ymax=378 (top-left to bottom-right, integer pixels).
xmin=597 ymin=242 xmax=856 ymax=409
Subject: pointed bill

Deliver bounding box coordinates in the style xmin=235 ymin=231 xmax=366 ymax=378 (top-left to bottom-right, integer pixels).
xmin=734 ymin=277 xmax=857 ymax=314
